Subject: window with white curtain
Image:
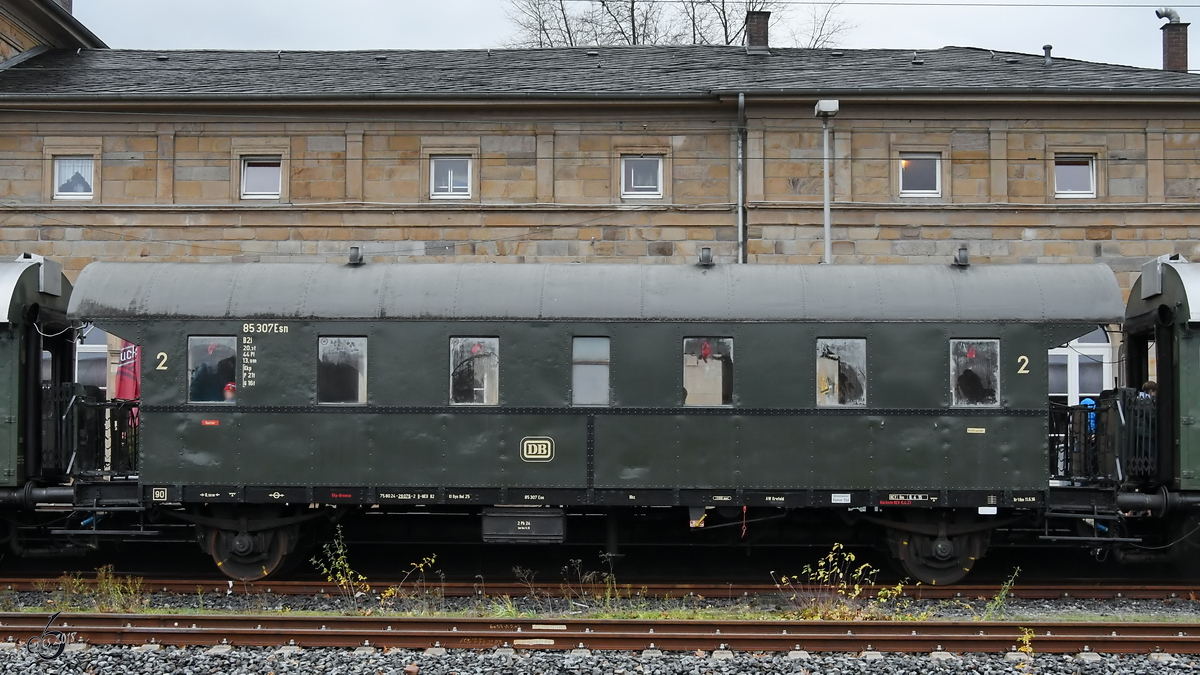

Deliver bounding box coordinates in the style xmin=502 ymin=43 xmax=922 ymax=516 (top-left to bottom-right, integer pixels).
xmin=53 ymin=156 xmax=94 ymax=199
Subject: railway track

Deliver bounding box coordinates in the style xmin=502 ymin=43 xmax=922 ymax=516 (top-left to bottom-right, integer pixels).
xmin=4 ymin=613 xmax=1200 ymax=654
xmin=2 ymin=577 xmax=1198 ymax=601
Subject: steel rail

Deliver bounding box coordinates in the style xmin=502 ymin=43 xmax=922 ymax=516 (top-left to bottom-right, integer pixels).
xmin=2 ymin=613 xmax=1200 ymax=653
xmin=1 ymin=577 xmax=1197 ymax=601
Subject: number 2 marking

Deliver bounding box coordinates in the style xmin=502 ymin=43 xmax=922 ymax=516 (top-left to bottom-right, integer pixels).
xmin=1017 ymin=355 xmax=1030 ymax=374
xmin=155 ymin=352 xmax=168 ymax=371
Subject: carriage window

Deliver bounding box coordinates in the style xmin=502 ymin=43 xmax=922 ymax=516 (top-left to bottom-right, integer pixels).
xmin=683 ymin=337 xmax=733 ymax=406
xmin=318 ymin=337 xmax=367 ymax=404
xmin=451 ymin=337 xmax=499 ymax=405
xmin=816 ymin=338 xmax=867 ymax=407
xmin=572 ymin=337 xmax=610 ymax=406
xmin=951 ymin=339 xmax=1000 ymax=407
xmin=188 ymin=336 xmax=237 ymax=403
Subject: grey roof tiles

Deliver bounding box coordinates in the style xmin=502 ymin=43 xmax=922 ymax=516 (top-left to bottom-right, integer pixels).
xmin=2 ymin=45 xmax=1199 ymax=101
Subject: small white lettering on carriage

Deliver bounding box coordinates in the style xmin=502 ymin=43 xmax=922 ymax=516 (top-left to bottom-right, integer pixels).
xmin=831 ymin=493 xmax=852 ymax=504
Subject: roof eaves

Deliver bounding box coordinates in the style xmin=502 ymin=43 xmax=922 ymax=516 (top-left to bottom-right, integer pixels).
xmin=13 ymin=0 xmax=106 ymax=49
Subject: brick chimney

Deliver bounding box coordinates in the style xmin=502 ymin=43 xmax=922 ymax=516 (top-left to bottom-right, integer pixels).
xmin=745 ymin=11 xmax=770 ymax=54
xmin=1158 ymin=8 xmax=1189 ymax=72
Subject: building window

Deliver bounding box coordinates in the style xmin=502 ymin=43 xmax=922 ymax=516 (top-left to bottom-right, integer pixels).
xmin=572 ymin=337 xmax=610 ymax=406
xmin=431 ymin=156 xmax=471 ymax=198
xmin=53 ymin=156 xmax=94 ymax=200
xmin=899 ymin=153 xmax=940 ymax=196
xmin=1054 ymin=155 xmax=1096 ymax=198
xmin=450 ymin=337 xmax=498 ymax=405
xmin=816 ymin=338 xmax=867 ymax=407
xmin=1049 ymin=327 xmax=1113 ymax=406
xmin=318 ymin=337 xmax=368 ymax=404
xmin=950 ymin=339 xmax=1000 ymax=407
xmin=76 ymin=327 xmax=110 ymax=398
xmin=621 ymin=156 xmax=663 ymax=198
xmin=187 ymin=336 xmax=237 ymax=403
xmin=683 ymin=338 xmax=733 ymax=406
xmin=241 ymin=156 xmax=282 ymax=199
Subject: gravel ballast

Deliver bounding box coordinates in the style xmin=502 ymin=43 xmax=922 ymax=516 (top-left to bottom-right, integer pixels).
xmin=0 ymin=645 xmax=1197 ymax=675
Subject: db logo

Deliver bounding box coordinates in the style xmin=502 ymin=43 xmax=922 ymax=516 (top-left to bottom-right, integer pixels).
xmin=520 ymin=437 xmax=554 ymax=462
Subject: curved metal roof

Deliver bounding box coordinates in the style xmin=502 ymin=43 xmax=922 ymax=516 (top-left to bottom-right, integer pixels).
xmin=69 ymin=261 xmax=1123 ymax=323
xmin=1127 ymin=260 xmax=1200 ymax=323
xmin=0 ymin=255 xmax=70 ymax=323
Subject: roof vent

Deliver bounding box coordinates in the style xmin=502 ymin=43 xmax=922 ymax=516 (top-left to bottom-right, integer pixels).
xmin=155 ymin=55 xmax=169 ymax=61
xmin=375 ymin=55 xmax=387 ymax=61
xmin=15 ymin=253 xmax=61 ymax=296
xmin=697 ymin=247 xmax=715 ymax=267
xmin=831 ymin=51 xmax=844 ymax=57
xmin=1141 ymin=253 xmax=1188 ymax=299
xmin=952 ymin=245 xmax=970 ymax=268
xmin=348 ymin=246 xmax=365 ymax=266
xmin=1004 ymin=57 xmax=1019 ymax=64
xmin=1043 ymin=44 xmax=1053 ymax=66
xmin=911 ymin=52 xmax=924 ymax=65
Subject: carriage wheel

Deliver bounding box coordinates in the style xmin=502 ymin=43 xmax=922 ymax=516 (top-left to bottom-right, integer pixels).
xmin=207 ymin=526 xmax=291 ymax=581
xmin=886 ymin=512 xmax=991 ymax=585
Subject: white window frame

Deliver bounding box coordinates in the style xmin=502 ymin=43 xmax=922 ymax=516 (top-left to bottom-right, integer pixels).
xmin=239 ymin=155 xmax=283 ymax=200
xmin=430 ymin=156 xmax=473 ymax=199
xmin=898 ymin=152 xmax=941 ymax=197
xmin=620 ymin=155 xmax=664 ymax=199
xmin=1053 ymin=154 xmax=1097 ymax=199
xmin=1049 ymin=333 xmax=1113 ymax=406
xmin=75 ymin=333 xmax=110 ymax=398
xmin=52 ymin=155 xmax=95 ymax=200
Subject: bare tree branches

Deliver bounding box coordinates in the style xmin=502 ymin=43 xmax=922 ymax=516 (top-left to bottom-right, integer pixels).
xmin=503 ymin=0 xmax=853 ymax=48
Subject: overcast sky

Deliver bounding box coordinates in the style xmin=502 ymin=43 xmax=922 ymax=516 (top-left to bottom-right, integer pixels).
xmin=74 ymin=0 xmax=1188 ymax=71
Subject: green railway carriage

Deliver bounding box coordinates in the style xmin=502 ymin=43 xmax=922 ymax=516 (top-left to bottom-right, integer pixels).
xmin=60 ymin=258 xmax=1122 ymax=583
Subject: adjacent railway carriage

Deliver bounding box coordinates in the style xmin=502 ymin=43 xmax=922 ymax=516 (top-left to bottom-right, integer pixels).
xmin=11 ymin=252 xmax=1200 ymax=585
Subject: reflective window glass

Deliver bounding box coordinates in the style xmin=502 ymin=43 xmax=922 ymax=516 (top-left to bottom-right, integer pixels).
xmin=951 ymin=339 xmax=1000 ymax=407
xmin=188 ymin=337 xmax=237 ymax=403
xmin=318 ymin=337 xmax=367 ymax=404
xmin=683 ymin=337 xmax=732 ymax=406
xmin=622 ymin=156 xmax=663 ymax=197
xmin=77 ymin=351 xmax=108 ymax=391
xmin=1049 ymin=353 xmax=1069 ymax=396
xmin=816 ymin=338 xmax=867 ymax=407
xmin=432 ymin=157 xmax=471 ymax=197
xmin=572 ymin=337 xmax=610 ymax=406
xmin=450 ymin=337 xmax=498 ymax=405
xmin=241 ymin=157 xmax=282 ymax=198
xmin=1054 ymin=156 xmax=1095 ymax=196
xmin=899 ymin=153 xmax=939 ymax=195
xmin=53 ymin=156 xmax=93 ymax=199
xmin=1079 ymin=355 xmax=1104 ymax=395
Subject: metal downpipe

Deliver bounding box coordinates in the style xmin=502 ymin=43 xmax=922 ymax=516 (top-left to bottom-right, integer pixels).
xmin=737 ymin=93 xmax=746 ymax=264
xmin=822 ymin=115 xmax=832 ymax=264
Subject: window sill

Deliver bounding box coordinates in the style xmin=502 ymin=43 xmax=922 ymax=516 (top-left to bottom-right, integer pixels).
xmin=621 ymin=193 xmax=664 ymax=200
xmin=240 ymin=194 xmax=283 ymax=200
xmin=430 ymin=194 xmax=472 ymax=200
xmin=1054 ymin=193 xmax=1097 ymax=199
xmin=899 ymin=192 xmax=941 ymax=198
xmin=52 ymin=194 xmax=94 ymax=201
